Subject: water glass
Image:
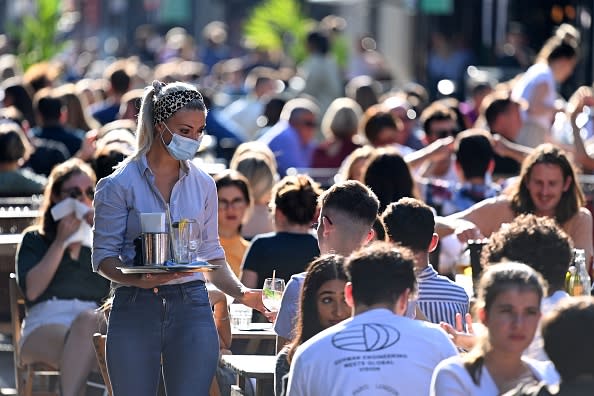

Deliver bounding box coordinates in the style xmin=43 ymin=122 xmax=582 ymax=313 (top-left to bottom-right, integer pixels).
xmin=229 ymin=303 xmax=252 ymax=330
xmin=172 ymin=219 xmax=198 ymax=264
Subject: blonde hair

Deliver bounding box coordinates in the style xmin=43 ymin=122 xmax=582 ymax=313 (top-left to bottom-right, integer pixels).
xmin=321 ymin=97 xmax=362 ymax=140
xmin=131 ymin=81 xmax=206 ymax=161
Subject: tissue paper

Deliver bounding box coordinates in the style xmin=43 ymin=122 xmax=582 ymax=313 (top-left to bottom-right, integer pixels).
xmin=50 ymin=198 xmax=93 ymax=247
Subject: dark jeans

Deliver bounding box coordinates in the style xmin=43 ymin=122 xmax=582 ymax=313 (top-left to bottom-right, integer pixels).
xmin=106 ymin=281 xmax=219 ymax=395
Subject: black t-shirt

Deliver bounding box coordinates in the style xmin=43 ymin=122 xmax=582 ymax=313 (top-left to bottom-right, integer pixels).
xmin=241 ymin=232 xmax=320 ymax=288
xmin=17 ymin=229 xmax=111 ymax=307
xmin=494 ymin=153 xmax=521 ymax=177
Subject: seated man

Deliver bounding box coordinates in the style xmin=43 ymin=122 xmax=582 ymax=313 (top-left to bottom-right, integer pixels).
xmin=286 ymin=242 xmax=457 ymax=396
xmin=274 ymin=180 xmax=378 ymax=345
xmin=438 ymin=144 xmax=593 ymax=265
xmin=481 ymin=91 xmax=531 ymax=177
xmin=419 ymin=129 xmax=501 ymax=216
xmin=257 ymin=98 xmax=319 ymax=176
xmin=382 ymin=198 xmax=469 ymax=326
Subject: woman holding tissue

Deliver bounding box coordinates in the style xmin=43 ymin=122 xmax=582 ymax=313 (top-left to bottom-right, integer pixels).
xmin=16 ymin=158 xmax=110 ymax=396
xmin=92 ymin=80 xmax=267 ymax=396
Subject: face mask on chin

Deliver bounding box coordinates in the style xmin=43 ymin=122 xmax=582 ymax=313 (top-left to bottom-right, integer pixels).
xmin=160 ymin=123 xmax=202 ymax=161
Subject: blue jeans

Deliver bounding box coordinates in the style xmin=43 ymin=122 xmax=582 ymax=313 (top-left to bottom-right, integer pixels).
xmin=106 ymin=281 xmax=219 ymax=396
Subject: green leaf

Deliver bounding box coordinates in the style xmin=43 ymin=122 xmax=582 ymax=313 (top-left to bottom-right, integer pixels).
xmin=12 ymin=0 xmax=64 ymax=71
xmin=243 ymin=0 xmax=313 ymax=64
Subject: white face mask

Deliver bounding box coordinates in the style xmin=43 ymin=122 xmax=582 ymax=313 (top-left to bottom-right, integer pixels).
xmin=160 ymin=123 xmax=202 ymax=161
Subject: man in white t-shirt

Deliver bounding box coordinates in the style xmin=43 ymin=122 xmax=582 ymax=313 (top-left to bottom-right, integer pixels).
xmin=286 ymin=242 xmax=457 ymax=396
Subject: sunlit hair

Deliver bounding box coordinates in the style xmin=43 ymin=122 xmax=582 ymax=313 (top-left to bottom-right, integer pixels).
xmin=131 ymin=81 xmax=207 ymax=161
xmin=0 ymin=122 xmax=33 ymax=163
xmin=321 ymin=97 xmax=362 ymax=140
xmin=319 ymin=180 xmax=379 ymax=227
xmin=481 ymin=213 xmax=573 ymax=291
xmin=536 ymin=35 xmax=579 ymax=64
xmin=337 ymin=145 xmax=375 ymax=182
xmin=36 ymin=158 xmax=96 ymax=242
xmin=463 ymin=262 xmax=545 ymax=385
xmin=53 ymin=83 xmax=100 ymax=131
xmin=510 ymin=144 xmax=584 ymax=225
xmin=363 ymin=147 xmax=417 ymax=212
xmin=270 ymin=174 xmax=322 ymax=226
xmin=230 ymin=148 xmax=278 ymax=204
xmin=345 ymin=241 xmax=416 ymax=307
xmin=382 ymin=197 xmax=434 ymax=252
xmin=287 ymin=254 xmax=347 ymax=363
xmin=214 ymin=169 xmax=252 ymax=206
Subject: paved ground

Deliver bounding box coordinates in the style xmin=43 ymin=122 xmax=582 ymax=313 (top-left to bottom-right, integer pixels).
xmin=0 ymin=332 xmax=16 ymax=394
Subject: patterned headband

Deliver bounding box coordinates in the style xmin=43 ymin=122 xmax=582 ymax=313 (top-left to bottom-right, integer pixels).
xmin=152 ymin=81 xmax=204 ymax=125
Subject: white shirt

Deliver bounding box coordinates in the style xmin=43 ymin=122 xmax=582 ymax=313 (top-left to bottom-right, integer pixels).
xmin=512 ymin=62 xmax=556 ymax=131
xmin=431 ymin=355 xmax=559 ymax=396
xmin=287 ymin=308 xmax=457 ymax=396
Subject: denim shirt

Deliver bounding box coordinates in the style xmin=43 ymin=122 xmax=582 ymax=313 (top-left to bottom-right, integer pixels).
xmin=92 ymin=154 xmax=225 ymax=285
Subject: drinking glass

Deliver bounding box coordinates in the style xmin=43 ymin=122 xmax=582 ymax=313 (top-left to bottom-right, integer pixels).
xmin=262 ymin=278 xmax=285 ymax=312
xmin=172 ymin=219 xmax=198 ymax=264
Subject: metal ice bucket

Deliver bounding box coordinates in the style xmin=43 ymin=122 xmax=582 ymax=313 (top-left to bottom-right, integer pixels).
xmin=141 ymin=232 xmax=169 ymax=265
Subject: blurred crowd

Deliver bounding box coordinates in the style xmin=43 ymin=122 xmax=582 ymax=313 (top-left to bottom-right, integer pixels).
xmin=3 ymin=14 xmax=594 ymax=396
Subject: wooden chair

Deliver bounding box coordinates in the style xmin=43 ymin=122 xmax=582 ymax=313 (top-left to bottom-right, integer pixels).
xmin=9 ymin=273 xmax=60 ymax=396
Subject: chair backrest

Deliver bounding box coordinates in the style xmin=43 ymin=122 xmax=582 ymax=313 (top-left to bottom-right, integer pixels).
xmin=9 ymin=273 xmax=23 ymax=358
xmin=0 ymin=210 xmax=38 ymax=234
xmin=10 ymin=273 xmax=60 ymax=396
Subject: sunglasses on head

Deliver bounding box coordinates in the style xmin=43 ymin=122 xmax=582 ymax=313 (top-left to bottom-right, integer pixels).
xmin=62 ymin=187 xmax=95 ymax=200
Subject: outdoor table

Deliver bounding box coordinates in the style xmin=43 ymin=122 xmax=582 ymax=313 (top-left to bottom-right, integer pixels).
xmin=231 ymin=323 xmax=277 ymax=354
xmin=220 ymin=354 xmax=275 ymax=396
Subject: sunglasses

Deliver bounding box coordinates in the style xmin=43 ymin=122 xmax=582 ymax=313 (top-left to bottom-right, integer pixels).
xmin=312 ymin=215 xmax=333 ymax=230
xmin=62 ymin=187 xmax=95 ymax=200
xmin=218 ymin=198 xmax=247 ymax=210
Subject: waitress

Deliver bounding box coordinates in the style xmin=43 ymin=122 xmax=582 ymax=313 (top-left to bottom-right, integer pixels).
xmin=92 ymin=80 xmax=265 ymax=395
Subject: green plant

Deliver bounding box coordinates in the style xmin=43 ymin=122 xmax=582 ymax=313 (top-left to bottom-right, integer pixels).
xmin=243 ymin=0 xmax=315 ymax=64
xmin=9 ymin=0 xmax=66 ymax=71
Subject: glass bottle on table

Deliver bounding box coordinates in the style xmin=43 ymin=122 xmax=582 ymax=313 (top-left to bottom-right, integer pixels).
xmin=567 ymin=249 xmax=591 ymax=296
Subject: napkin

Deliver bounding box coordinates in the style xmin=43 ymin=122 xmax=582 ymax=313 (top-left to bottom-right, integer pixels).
xmin=50 ymin=198 xmax=93 ymax=248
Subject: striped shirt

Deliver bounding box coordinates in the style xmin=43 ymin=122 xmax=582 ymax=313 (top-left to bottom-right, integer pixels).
xmin=416 ymin=264 xmax=469 ymax=326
